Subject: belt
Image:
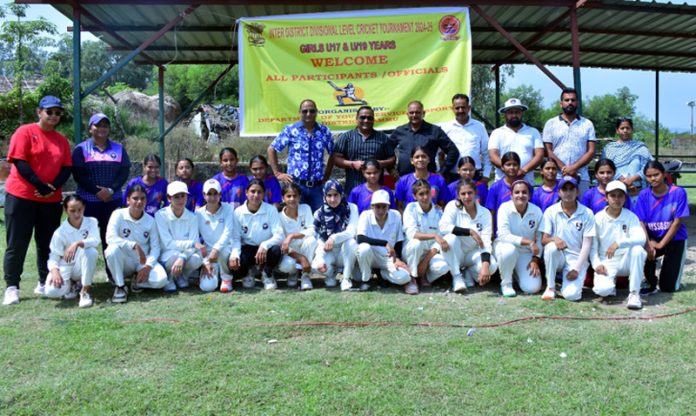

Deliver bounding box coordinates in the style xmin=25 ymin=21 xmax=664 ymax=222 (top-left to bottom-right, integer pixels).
xmin=297 ymin=179 xmax=322 ymax=188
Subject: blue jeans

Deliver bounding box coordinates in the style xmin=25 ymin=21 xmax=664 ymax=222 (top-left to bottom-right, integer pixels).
xmin=298 ymin=183 xmax=323 ymax=213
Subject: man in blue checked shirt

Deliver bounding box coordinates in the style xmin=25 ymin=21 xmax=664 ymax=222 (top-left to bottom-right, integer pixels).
xmin=268 ymin=99 xmax=334 ymax=212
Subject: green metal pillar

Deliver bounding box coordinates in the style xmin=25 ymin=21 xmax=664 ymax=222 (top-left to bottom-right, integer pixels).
xmin=573 ymin=68 xmax=582 ymax=115
xmin=158 ymin=66 xmax=166 ymax=177
xmin=655 ymin=70 xmax=660 ymax=159
xmin=72 ymin=7 xmax=81 ymax=141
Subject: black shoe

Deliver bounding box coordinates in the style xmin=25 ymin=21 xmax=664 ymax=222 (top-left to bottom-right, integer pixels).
xmin=640 ymin=286 xmax=658 ymax=296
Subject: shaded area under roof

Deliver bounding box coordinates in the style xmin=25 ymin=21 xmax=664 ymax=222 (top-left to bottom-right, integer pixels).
xmin=23 ymin=0 xmax=696 ymax=73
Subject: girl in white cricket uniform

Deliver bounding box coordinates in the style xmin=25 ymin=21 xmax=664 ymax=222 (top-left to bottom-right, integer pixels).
xmin=540 ymin=176 xmax=596 ymax=301
xmin=105 ymin=184 xmax=168 ymax=303
xmin=591 ymin=180 xmax=646 ymax=309
xmin=440 ymin=179 xmax=498 ymax=290
xmin=356 ymin=189 xmax=412 ymax=293
xmin=402 ymin=179 xmax=451 ymax=290
xmin=44 ymin=195 xmax=99 ymax=308
xmin=196 ymin=179 xmax=235 ymax=293
xmin=277 ymin=182 xmax=317 ymax=290
xmin=494 ymin=180 xmax=543 ymax=297
xmin=230 ymin=179 xmax=284 ymax=290
xmin=155 ymin=181 xmax=204 ymax=291
xmin=312 ymin=179 xmax=359 ymax=291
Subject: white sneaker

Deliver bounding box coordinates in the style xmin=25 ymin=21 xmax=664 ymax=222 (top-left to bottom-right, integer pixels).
xmin=219 ymin=279 xmax=233 ymax=293
xmin=542 ymin=286 xmax=556 ymax=301
xmin=627 ymin=292 xmax=643 ymax=310
xmin=501 ymin=283 xmax=517 ymax=297
xmin=452 ymin=274 xmax=467 ymax=292
xmin=3 ymin=286 xmax=19 ymax=305
xmin=33 ymin=282 xmax=45 ymax=296
xmin=242 ymin=275 xmax=256 ymax=289
xmin=112 ymin=286 xmax=128 ymax=303
xmin=79 ymin=291 xmax=93 ymax=308
xmin=340 ymin=277 xmax=353 ymax=291
xmin=262 ymin=274 xmax=277 ymax=290
xmin=324 ymin=275 xmax=337 ymax=288
xmin=287 ymin=274 xmax=298 ymax=288
xmin=300 ymin=275 xmax=313 ymax=291
xmin=64 ymin=282 xmax=80 ymax=300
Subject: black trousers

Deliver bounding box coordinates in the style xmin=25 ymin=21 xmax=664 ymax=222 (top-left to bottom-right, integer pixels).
xmin=3 ymin=194 xmax=62 ymax=288
xmin=644 ymin=238 xmax=686 ymax=293
xmin=232 ymin=244 xmax=282 ymax=278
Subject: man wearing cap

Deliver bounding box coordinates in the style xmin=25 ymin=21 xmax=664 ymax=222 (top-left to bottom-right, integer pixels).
xmin=441 ymin=93 xmax=492 ymax=184
xmin=388 ymin=100 xmax=459 ymax=179
xmin=543 ymin=88 xmax=597 ymax=194
xmin=355 ymin=189 xmax=414 ymax=294
xmin=590 ymin=180 xmax=646 ymax=309
xmin=155 ymin=181 xmax=205 ymax=292
xmin=488 ymin=98 xmax=544 ymax=184
xmin=268 ymin=99 xmax=334 ymax=212
xmin=72 ymin=113 xmax=131 ymax=262
xmin=540 ymin=175 xmax=596 ymax=302
xmin=4 ymin=96 xmax=73 ymax=305
xmin=332 ymin=106 xmax=395 ymax=191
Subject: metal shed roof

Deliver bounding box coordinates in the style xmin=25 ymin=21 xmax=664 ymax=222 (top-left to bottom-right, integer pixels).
xmin=26 ymin=0 xmax=696 ymax=73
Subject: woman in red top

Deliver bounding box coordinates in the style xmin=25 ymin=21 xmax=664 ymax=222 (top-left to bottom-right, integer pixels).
xmin=3 ymin=96 xmax=73 ymax=306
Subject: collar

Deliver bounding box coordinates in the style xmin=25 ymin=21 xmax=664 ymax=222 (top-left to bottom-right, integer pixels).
xmin=557 ymin=114 xmax=582 ymax=125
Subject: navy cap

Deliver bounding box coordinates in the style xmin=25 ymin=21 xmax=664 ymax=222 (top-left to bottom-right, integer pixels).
xmin=89 ymin=113 xmax=110 ymax=127
xmin=38 ymin=96 xmax=64 ymax=109
xmin=558 ymin=175 xmax=579 ymax=189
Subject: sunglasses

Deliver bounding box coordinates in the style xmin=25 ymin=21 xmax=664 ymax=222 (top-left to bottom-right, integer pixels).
xmin=301 ymin=109 xmax=317 ymax=114
xmin=358 ymin=116 xmax=374 ymax=121
xmin=45 ymin=109 xmax=63 ymax=116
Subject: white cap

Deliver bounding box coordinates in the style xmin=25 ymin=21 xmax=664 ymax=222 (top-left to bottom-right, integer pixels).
xmin=606 ymin=180 xmax=627 ymax=195
xmin=371 ymin=189 xmax=390 ymax=206
xmin=167 ymin=181 xmax=189 ymax=196
xmin=498 ymin=98 xmax=529 ymax=114
xmin=203 ymin=179 xmax=221 ymax=194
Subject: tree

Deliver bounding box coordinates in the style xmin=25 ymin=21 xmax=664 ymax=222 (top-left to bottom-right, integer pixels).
xmin=470 ymin=64 xmax=514 ymax=128
xmin=501 ymin=84 xmax=547 ymax=130
xmin=155 ymin=64 xmax=239 ymax=110
xmin=583 ymin=87 xmax=637 ymax=138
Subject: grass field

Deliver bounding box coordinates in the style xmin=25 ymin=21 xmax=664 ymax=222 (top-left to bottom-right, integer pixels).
xmin=1 ymin=212 xmax=695 ymax=415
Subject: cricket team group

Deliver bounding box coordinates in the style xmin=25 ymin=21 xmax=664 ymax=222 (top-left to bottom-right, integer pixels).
xmin=2 ymin=90 xmax=689 ymax=310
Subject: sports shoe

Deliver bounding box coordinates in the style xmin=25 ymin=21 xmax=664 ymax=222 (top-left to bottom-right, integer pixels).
xmin=112 ymin=286 xmax=128 ymax=303
xmin=404 ymin=278 xmax=419 ymax=295
xmin=627 ymin=292 xmax=643 ymax=310
xmin=287 ymin=274 xmax=298 ymax=288
xmin=359 ymin=282 xmax=370 ymax=292
xmin=3 ymin=286 xmax=19 ymax=305
xmin=220 ymin=279 xmax=233 ymax=293
xmin=324 ymin=275 xmax=337 ymax=288
xmin=542 ymin=287 xmax=556 ymax=301
xmin=242 ymin=275 xmax=256 ymax=289
xmin=163 ymin=280 xmax=177 ymax=293
xmin=463 ymin=270 xmax=477 ymax=288
xmin=262 ymin=273 xmax=277 ymax=290
xmin=130 ymin=278 xmax=144 ymax=293
xmin=175 ymin=275 xmax=189 ymax=289
xmin=640 ymin=286 xmax=659 ymax=296
xmin=340 ymin=277 xmax=353 ymax=291
xmin=501 ymin=283 xmax=517 ymax=297
xmin=79 ymin=291 xmax=93 ymax=308
xmin=33 ymin=282 xmax=45 ymax=296
xmin=64 ymin=282 xmax=80 ymax=300
xmin=452 ymin=274 xmax=467 ymax=293
xmin=300 ymin=275 xmax=313 ymax=291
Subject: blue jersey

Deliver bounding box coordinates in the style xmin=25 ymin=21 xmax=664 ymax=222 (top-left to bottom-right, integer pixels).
xmin=123 ymin=176 xmax=168 ymax=216
xmin=531 ymin=185 xmax=558 ymax=212
xmin=184 ymin=179 xmax=204 ymax=212
xmin=395 ymin=173 xmax=449 ymax=206
xmin=212 ymin=172 xmax=249 ymax=209
xmin=580 ymin=186 xmax=632 ymax=214
xmin=485 ymin=178 xmax=514 ymax=213
xmin=348 ymin=183 xmax=396 ymax=213
xmin=633 ymin=185 xmax=689 ymax=241
xmin=447 ymin=180 xmax=488 ymax=205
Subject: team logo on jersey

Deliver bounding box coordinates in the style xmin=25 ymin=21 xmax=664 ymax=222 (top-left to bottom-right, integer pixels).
xmin=262 ymin=223 xmax=269 ymax=229
xmin=528 ymin=220 xmax=536 ymax=229
xmin=574 ymin=221 xmax=583 ymax=231
xmin=622 ymin=224 xmax=628 ymax=234
xmin=242 ymin=226 xmax=249 ymax=234
xmin=476 ymin=223 xmax=483 ymax=232
xmin=82 ymin=230 xmax=89 ymax=238
xmin=218 ymin=218 xmax=224 ymax=223
xmin=110 ymin=152 xmax=118 ymax=159
xmin=301 ymin=220 xmax=305 ymax=227
xmin=122 ymin=228 xmax=131 ymax=238
xmin=144 ymin=231 xmax=149 ymax=238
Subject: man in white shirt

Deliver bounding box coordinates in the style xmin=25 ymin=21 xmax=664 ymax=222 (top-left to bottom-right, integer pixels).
xmin=488 ymin=98 xmax=544 ymax=183
xmin=441 ymin=93 xmax=491 ymax=184
xmin=591 ymin=180 xmax=646 ymax=309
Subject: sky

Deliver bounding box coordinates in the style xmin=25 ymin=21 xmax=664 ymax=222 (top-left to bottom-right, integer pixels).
xmin=4 ymin=2 xmax=696 ymax=132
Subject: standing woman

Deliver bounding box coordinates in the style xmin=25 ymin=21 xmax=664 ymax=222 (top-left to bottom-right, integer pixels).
xmin=602 ymin=117 xmax=653 ymax=199
xmin=348 ymin=159 xmax=397 ymax=214
xmin=634 ymin=161 xmax=690 ymax=294
xmin=72 ymin=113 xmax=131 ymax=262
xmin=123 ymin=154 xmax=168 ymax=216
xmin=212 ymin=147 xmax=248 ymax=209
xmin=175 ymin=158 xmax=204 ymax=212
xmin=3 ymin=96 xmax=73 ymax=306
xmin=248 ymin=155 xmax=282 ymax=208
xmin=394 ymin=147 xmax=449 ymax=212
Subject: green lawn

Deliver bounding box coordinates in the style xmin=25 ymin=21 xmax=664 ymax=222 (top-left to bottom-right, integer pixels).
xmin=1 ymin=212 xmax=695 ymax=415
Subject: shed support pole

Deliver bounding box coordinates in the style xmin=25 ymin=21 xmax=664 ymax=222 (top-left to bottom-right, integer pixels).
xmin=72 ymin=7 xmax=81 ymax=141
xmin=655 ymin=70 xmax=660 ymax=159
xmin=570 ymin=6 xmax=582 ymax=114
xmin=495 ymin=66 xmax=501 ymax=127
xmin=158 ymin=66 xmax=166 ymax=177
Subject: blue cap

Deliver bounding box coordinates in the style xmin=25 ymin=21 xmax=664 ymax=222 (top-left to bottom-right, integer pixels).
xmin=38 ymin=96 xmax=64 ymax=109
xmin=89 ymin=113 xmax=110 ymax=127
xmin=558 ymin=175 xmax=578 ymax=189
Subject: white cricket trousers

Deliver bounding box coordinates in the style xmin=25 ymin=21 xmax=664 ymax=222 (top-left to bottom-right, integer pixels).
xmin=441 ymin=235 xmax=498 ymax=282
xmin=543 ymin=243 xmax=586 ymax=301
xmin=278 ymin=236 xmax=318 ymax=275
xmin=161 ymin=248 xmax=204 ymax=280
xmin=593 ymin=245 xmax=647 ymax=297
xmin=356 ymin=243 xmax=410 ymax=285
xmin=44 ymin=247 xmax=98 ymax=298
xmin=104 ymin=245 xmax=168 ymax=289
xmin=402 ymin=239 xmax=449 ymax=282
xmin=494 ymin=242 xmax=542 ymax=294
xmin=312 ymin=239 xmax=359 ymax=281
